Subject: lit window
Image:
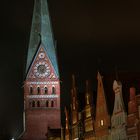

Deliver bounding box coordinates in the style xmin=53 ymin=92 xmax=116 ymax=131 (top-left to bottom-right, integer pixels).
xmin=100 ymin=120 xmax=104 ymax=126
xmin=44 ymin=87 xmax=48 ymax=94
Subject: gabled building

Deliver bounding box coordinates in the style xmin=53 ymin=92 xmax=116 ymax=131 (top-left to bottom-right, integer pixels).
xmin=111 ymin=80 xmax=127 ymax=140
xmin=70 ymin=75 xmax=80 ymax=140
xmin=95 ymin=72 xmax=111 ymax=140
xmin=83 ymin=81 xmax=95 ymax=140
xmin=127 ymin=87 xmax=140 ymax=140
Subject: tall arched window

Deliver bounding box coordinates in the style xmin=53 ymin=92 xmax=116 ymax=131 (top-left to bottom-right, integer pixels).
xmin=37 ymin=87 xmax=40 ymax=94
xmin=30 ymin=86 xmax=33 ymax=94
xmin=44 ymin=87 xmax=48 ymax=94
xmin=52 ymin=87 xmax=56 ymax=94
xmin=51 ymin=100 xmax=54 ymax=107
xmin=46 ymin=100 xmax=49 ymax=107
xmin=32 ymin=101 xmax=35 ymax=107
xmin=37 ymin=101 xmax=40 ymax=107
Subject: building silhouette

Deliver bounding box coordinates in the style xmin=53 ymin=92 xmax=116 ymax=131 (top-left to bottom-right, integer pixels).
xmin=64 ymin=72 xmax=140 ymax=140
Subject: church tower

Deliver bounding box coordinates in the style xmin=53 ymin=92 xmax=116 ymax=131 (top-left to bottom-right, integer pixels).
xmin=22 ymin=0 xmax=61 ymax=139
xmin=111 ymin=80 xmax=127 ymax=140
xmin=95 ymin=72 xmax=110 ymax=140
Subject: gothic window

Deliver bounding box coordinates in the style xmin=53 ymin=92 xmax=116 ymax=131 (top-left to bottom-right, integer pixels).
xmin=30 ymin=86 xmax=33 ymax=94
xmin=52 ymin=87 xmax=56 ymax=94
xmin=46 ymin=100 xmax=49 ymax=107
xmin=51 ymin=100 xmax=54 ymax=107
xmin=32 ymin=101 xmax=35 ymax=107
xmin=44 ymin=87 xmax=48 ymax=94
xmin=37 ymin=87 xmax=40 ymax=94
xmin=37 ymin=101 xmax=40 ymax=107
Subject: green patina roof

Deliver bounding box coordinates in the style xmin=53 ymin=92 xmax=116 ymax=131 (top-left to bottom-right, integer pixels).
xmin=26 ymin=0 xmax=59 ymax=77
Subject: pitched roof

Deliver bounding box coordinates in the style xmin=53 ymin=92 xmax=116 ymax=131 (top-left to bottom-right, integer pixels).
xmin=26 ymin=0 xmax=59 ymax=77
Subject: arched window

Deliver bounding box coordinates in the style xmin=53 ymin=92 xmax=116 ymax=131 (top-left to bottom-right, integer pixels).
xmin=44 ymin=87 xmax=48 ymax=94
xmin=32 ymin=101 xmax=35 ymax=107
xmin=37 ymin=87 xmax=40 ymax=94
xmin=52 ymin=87 xmax=56 ymax=94
xmin=30 ymin=86 xmax=33 ymax=94
xmin=37 ymin=101 xmax=40 ymax=107
xmin=51 ymin=100 xmax=54 ymax=107
xmin=46 ymin=100 xmax=49 ymax=107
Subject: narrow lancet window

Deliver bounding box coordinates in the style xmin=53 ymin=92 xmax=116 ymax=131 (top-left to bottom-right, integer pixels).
xmin=37 ymin=87 xmax=40 ymax=94
xmin=46 ymin=100 xmax=49 ymax=107
xmin=32 ymin=101 xmax=35 ymax=107
xmin=52 ymin=87 xmax=56 ymax=94
xmin=44 ymin=87 xmax=48 ymax=94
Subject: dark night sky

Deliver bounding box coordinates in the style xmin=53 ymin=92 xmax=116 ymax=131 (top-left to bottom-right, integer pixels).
xmin=0 ymin=0 xmax=140 ymax=139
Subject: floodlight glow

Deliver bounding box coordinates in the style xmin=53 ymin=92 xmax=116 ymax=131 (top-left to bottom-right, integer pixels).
xmin=11 ymin=138 xmax=15 ymax=140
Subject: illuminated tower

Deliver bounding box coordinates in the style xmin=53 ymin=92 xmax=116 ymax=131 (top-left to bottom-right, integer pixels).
xmin=71 ymin=75 xmax=79 ymax=140
xmin=127 ymin=87 xmax=140 ymax=139
xmin=111 ymin=80 xmax=127 ymax=140
xmin=95 ymin=72 xmax=110 ymax=140
xmin=22 ymin=0 xmax=61 ymax=139
xmin=83 ymin=80 xmax=95 ymax=140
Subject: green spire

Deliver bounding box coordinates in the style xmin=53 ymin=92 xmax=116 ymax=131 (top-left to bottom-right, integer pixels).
xmin=26 ymin=0 xmax=59 ymax=77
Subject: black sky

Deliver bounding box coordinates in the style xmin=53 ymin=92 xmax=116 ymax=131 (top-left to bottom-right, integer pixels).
xmin=0 ymin=0 xmax=140 ymax=139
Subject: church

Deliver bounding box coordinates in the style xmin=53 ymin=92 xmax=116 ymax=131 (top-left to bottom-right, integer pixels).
xmin=21 ymin=0 xmax=61 ymax=139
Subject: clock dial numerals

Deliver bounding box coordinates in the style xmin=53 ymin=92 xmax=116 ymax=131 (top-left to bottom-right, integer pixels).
xmin=34 ymin=62 xmax=50 ymax=78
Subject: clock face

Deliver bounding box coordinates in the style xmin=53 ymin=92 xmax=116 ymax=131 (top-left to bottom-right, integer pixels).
xmin=39 ymin=52 xmax=45 ymax=58
xmin=34 ymin=62 xmax=50 ymax=78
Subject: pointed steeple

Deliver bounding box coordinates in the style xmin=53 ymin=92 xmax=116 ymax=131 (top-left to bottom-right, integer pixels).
xmin=95 ymin=72 xmax=110 ymax=138
xmin=26 ymin=0 xmax=59 ymax=77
